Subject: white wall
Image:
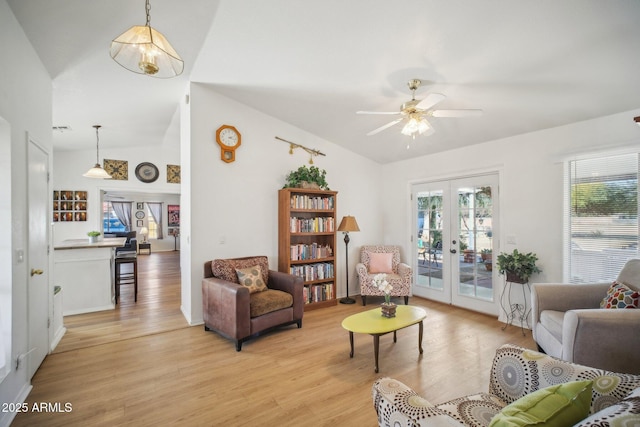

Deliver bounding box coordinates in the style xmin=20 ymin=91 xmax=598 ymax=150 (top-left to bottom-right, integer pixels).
xmin=53 ymin=145 xmax=181 ymax=251
xmin=181 ymin=83 xmax=382 ymax=324
xmin=0 ymin=1 xmax=53 ymax=425
xmin=382 ymin=108 xmax=640 ymax=320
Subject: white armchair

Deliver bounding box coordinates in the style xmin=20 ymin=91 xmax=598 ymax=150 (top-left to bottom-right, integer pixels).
xmin=531 ymin=258 xmax=640 ymax=374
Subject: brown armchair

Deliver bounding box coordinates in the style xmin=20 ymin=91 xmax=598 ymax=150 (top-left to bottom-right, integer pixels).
xmin=202 ymin=256 xmax=304 ymax=351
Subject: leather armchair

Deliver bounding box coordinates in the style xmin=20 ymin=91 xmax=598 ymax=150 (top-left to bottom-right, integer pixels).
xmin=531 ymin=259 xmax=640 ymax=374
xmin=202 ymin=256 xmax=304 ymax=351
xmin=356 ymin=245 xmax=412 ymax=306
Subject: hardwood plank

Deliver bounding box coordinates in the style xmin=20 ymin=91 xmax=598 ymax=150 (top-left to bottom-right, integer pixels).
xmin=14 ymin=255 xmax=535 ymax=426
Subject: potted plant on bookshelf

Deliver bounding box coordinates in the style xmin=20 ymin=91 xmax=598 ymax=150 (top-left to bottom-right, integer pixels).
xmin=496 ymin=249 xmax=541 ymax=284
xmin=284 ymin=165 xmax=330 ymax=190
xmin=87 ymin=230 xmax=101 ymax=244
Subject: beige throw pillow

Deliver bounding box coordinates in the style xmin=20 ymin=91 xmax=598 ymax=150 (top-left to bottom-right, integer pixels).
xmin=235 ymin=265 xmax=268 ymax=294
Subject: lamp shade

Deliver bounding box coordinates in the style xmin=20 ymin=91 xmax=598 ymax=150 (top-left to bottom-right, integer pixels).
xmin=337 ymin=216 xmax=360 ymax=232
xmin=83 ymin=164 xmax=112 ymax=179
xmin=140 ymin=227 xmax=149 ymax=235
xmin=110 ymin=25 xmax=183 ymax=78
xmin=83 ymin=125 xmax=112 ymax=179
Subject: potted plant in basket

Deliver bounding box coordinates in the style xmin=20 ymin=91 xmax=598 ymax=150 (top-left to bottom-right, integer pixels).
xmin=87 ymin=230 xmax=101 ymax=244
xmin=283 ymin=165 xmax=330 ymax=190
xmin=372 ymin=273 xmax=396 ymax=318
xmin=496 ymin=249 xmax=541 ymax=284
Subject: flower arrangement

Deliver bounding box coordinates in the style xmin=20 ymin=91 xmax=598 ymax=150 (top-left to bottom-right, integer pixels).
xmin=372 ymin=273 xmax=393 ymax=305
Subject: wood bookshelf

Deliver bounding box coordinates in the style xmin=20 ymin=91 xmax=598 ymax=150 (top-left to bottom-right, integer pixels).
xmin=278 ymin=188 xmax=338 ymax=310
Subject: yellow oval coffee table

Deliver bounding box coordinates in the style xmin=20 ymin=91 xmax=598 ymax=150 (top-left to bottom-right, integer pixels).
xmin=341 ymin=305 xmax=427 ymax=372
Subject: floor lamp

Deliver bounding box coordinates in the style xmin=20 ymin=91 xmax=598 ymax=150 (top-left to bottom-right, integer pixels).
xmin=337 ymin=215 xmax=360 ymax=304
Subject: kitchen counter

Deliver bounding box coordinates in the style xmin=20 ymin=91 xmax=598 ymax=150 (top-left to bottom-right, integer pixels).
xmin=53 ymin=238 xmax=127 ymax=315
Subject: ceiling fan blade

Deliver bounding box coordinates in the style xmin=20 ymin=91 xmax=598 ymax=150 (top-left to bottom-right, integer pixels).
xmin=366 ymin=118 xmax=403 ymax=136
xmin=356 ymin=111 xmax=401 ymax=115
xmin=431 ymin=109 xmax=483 ymax=118
xmin=415 ymin=93 xmax=446 ymax=110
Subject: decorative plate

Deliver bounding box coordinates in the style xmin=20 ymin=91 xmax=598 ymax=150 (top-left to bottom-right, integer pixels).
xmin=135 ymin=162 xmax=159 ymax=183
xmin=135 ymin=210 xmax=145 ymax=219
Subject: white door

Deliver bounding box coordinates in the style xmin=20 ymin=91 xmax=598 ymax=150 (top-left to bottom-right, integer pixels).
xmin=412 ymin=174 xmax=499 ymax=315
xmin=28 ymin=138 xmax=50 ymax=378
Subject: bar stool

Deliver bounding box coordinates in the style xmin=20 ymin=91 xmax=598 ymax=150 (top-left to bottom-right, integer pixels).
xmin=114 ymin=255 xmax=137 ymax=303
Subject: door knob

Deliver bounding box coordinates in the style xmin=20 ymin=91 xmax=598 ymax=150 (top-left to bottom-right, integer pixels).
xmin=30 ymin=268 xmax=43 ymax=276
xmin=450 ymin=249 xmax=457 ymax=254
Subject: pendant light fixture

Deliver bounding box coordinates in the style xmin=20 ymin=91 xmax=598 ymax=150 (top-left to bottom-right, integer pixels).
xmin=83 ymin=125 xmax=112 ymax=179
xmin=110 ymin=0 xmax=183 ymax=78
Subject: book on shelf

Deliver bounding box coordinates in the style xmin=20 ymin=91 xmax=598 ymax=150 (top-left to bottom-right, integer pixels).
xmin=289 ymin=195 xmax=335 ymax=210
xmin=303 ymin=283 xmax=334 ymax=304
xmin=290 ymin=243 xmax=333 ymax=261
xmin=289 ymin=216 xmax=335 ymax=233
xmin=289 ymin=262 xmax=334 ymax=282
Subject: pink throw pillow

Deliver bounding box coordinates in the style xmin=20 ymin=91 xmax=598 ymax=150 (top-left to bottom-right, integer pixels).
xmin=369 ymin=252 xmax=393 ymax=273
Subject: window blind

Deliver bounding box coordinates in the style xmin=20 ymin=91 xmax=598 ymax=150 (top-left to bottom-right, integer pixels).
xmin=565 ymin=153 xmax=639 ymax=283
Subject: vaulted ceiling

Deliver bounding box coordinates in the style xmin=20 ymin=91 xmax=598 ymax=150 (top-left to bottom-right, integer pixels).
xmin=8 ymin=0 xmax=640 ymax=164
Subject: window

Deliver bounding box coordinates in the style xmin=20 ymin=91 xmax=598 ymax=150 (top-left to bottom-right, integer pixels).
xmin=103 ymin=202 xmax=127 ymax=233
xmin=147 ymin=206 xmax=158 ymax=239
xmin=565 ymin=153 xmax=639 ymax=283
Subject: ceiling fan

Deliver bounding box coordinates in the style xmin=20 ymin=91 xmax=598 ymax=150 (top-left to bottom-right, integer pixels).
xmin=357 ymin=79 xmax=482 ymax=137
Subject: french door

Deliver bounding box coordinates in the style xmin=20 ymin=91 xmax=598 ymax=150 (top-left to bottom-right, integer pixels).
xmin=412 ymin=174 xmax=499 ymax=315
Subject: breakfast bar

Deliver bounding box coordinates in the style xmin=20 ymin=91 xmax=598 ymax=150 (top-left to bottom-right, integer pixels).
xmin=53 ymin=238 xmax=125 ymax=315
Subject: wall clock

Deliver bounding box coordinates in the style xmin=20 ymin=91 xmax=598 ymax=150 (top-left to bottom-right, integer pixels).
xmin=215 ymin=125 xmax=241 ymax=163
xmin=135 ymin=210 xmax=145 ymax=219
xmin=103 ymin=159 xmax=128 ymax=180
xmin=167 ymin=164 xmax=181 ymax=184
xmin=135 ymin=162 xmax=159 ymax=183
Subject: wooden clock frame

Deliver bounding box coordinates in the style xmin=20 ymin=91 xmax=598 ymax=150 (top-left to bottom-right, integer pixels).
xmin=215 ymin=125 xmax=241 ymax=163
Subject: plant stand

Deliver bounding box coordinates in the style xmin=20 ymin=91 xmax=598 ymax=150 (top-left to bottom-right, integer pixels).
xmin=500 ymin=275 xmax=530 ymax=336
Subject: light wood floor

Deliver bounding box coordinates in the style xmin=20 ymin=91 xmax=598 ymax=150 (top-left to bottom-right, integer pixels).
xmin=14 ymin=252 xmax=535 ymax=426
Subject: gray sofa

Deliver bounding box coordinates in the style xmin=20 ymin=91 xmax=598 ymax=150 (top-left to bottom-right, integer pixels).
xmin=531 ymin=258 xmax=640 ymax=374
xmin=372 ymin=344 xmax=640 ymax=427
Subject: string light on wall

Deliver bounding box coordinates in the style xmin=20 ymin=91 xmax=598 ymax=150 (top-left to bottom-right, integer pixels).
xmin=275 ymin=136 xmax=326 ymax=164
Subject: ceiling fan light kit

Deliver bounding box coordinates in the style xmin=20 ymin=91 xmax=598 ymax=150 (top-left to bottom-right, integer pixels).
xmin=110 ymin=0 xmax=184 ymax=78
xmin=357 ymin=78 xmax=482 ymax=138
xmin=83 ymin=125 xmax=112 ymax=179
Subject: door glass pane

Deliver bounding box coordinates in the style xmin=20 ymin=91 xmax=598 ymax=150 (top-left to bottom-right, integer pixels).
xmin=457 ymin=185 xmax=493 ymax=301
xmin=416 ymin=190 xmax=444 ymax=290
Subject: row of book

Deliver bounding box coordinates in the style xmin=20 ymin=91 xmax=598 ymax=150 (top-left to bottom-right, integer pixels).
xmin=290 ymin=243 xmax=333 ymax=261
xmin=290 ymin=195 xmax=335 ymax=210
xmin=303 ymin=283 xmax=334 ymax=304
xmin=289 ymin=216 xmax=335 ymax=233
xmin=290 ymin=262 xmax=334 ymax=282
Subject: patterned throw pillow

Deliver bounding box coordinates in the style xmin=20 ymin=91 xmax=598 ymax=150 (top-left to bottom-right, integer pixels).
xmin=235 ymin=265 xmax=268 ymax=294
xmin=600 ymin=281 xmax=640 ymax=309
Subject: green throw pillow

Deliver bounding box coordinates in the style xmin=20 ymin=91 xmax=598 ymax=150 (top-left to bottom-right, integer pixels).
xmin=489 ymin=380 xmax=592 ymax=427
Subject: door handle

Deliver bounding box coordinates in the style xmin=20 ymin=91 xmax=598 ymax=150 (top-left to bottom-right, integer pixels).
xmin=31 ymin=268 xmax=43 ymax=276
xmin=450 ymin=249 xmax=457 ymax=254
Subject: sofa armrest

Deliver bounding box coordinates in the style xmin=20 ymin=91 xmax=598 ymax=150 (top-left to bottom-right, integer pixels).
xmin=267 ymin=270 xmax=304 ymax=320
xmin=355 ymin=262 xmax=367 ymax=276
xmin=372 ymin=378 xmax=464 ymax=427
xmin=531 ymin=282 xmax=610 ymax=327
xmin=202 ymin=277 xmax=250 ymax=339
xmin=398 ymin=262 xmax=412 ymax=278
xmin=564 ymin=308 xmax=640 ymax=374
